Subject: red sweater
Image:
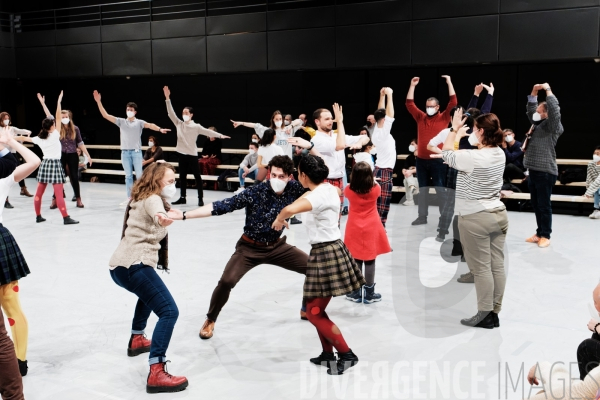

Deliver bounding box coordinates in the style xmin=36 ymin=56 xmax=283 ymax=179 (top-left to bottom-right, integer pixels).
xmin=406 ymin=95 xmax=457 ymax=160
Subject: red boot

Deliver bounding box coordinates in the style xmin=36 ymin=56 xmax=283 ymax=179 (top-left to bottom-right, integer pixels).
xmin=146 ymin=362 xmax=188 ymax=394
xmin=127 ymin=334 xmax=151 ymax=357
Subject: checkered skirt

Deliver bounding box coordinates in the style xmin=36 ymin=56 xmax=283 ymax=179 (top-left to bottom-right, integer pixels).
xmin=37 ymin=158 xmax=66 ymax=184
xmin=303 ymin=239 xmax=366 ymax=298
xmin=0 ymin=224 xmax=30 ymax=286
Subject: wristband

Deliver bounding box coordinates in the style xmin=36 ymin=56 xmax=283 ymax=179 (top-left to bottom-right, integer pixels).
xmin=453 ymin=142 xmax=459 ymax=150
xmin=595 ymin=322 xmax=600 ymax=334
xmin=182 ymin=211 xmax=187 ymax=221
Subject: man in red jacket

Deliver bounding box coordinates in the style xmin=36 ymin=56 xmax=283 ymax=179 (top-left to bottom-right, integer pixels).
xmin=405 ymin=75 xmax=457 ymax=226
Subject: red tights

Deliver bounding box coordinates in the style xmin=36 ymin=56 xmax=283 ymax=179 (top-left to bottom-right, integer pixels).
xmin=34 ymin=183 xmax=68 ymax=217
xmin=306 ymin=297 xmax=350 ymax=354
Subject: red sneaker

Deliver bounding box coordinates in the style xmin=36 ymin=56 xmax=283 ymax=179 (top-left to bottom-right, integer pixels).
xmin=127 ymin=334 xmax=151 ymax=357
xmin=146 ymin=362 xmax=188 ymax=394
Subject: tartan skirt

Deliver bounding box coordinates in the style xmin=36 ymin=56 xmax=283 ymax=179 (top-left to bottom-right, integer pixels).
xmin=37 ymin=158 xmax=66 ymax=184
xmin=0 ymin=224 xmax=30 ymax=286
xmin=303 ymin=239 xmax=366 ymax=298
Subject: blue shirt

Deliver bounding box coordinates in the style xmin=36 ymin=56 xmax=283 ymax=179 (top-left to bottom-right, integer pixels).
xmin=211 ymin=180 xmax=307 ymax=243
xmin=503 ymin=140 xmax=524 ymax=169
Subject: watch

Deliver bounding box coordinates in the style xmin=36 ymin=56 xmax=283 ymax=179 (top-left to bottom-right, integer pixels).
xmin=182 ymin=211 xmax=187 ymax=221
xmin=545 ymin=86 xmax=551 ymax=91
xmin=307 ymin=141 xmax=315 ymax=151
xmin=449 ymin=127 xmax=454 ymax=133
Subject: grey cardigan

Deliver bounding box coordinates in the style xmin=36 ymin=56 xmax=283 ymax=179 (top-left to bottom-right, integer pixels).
xmin=524 ymin=95 xmax=564 ymax=176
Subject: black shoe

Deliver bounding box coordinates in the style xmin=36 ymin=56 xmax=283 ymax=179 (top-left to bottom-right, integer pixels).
xmin=18 ymin=359 xmax=27 ymax=376
xmin=4 ymin=201 xmax=13 ymax=209
xmin=198 ymin=198 xmax=204 ymax=207
xmin=71 ymin=196 xmax=76 ymax=202
xmin=63 ymin=216 xmax=79 ymax=225
xmin=492 ymin=311 xmax=500 ymax=328
xmin=36 ymin=215 xmax=46 ymax=223
xmin=290 ymin=216 xmax=302 ymax=225
xmin=327 ymin=349 xmax=359 ymax=375
xmin=310 ymin=351 xmax=336 ymax=368
xmin=341 ymin=206 xmax=348 ymax=216
xmin=172 ymin=197 xmax=186 ymax=205
xmin=363 ymin=283 xmax=382 ymax=304
xmin=460 ymin=311 xmax=494 ymax=329
xmin=411 ymin=217 xmax=427 ymax=226
xmin=345 ymin=288 xmax=362 ymax=303
xmin=451 ymin=240 xmax=464 ymax=257
xmin=435 ymin=233 xmax=445 ymax=242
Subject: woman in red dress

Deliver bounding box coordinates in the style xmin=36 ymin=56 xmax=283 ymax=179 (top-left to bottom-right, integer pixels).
xmin=344 ymin=161 xmax=391 ymax=303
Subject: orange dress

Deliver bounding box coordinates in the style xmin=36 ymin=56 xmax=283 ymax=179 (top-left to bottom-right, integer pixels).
xmin=343 ymin=184 xmax=391 ymax=260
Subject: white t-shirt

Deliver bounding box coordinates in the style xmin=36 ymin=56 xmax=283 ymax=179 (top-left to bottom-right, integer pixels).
xmin=428 ymin=128 xmax=451 ymax=148
xmin=371 ymin=116 xmax=396 ymax=169
xmin=0 ymin=173 xmax=16 ymax=223
xmin=311 ymin=131 xmax=361 ymax=179
xmin=32 ymin=129 xmax=62 ymax=159
xmin=257 ymin=144 xmax=284 ymax=166
xmin=304 ymin=183 xmax=341 ymax=244
xmin=353 ymin=152 xmax=374 ymax=170
xmin=254 ymin=123 xmax=294 ymax=159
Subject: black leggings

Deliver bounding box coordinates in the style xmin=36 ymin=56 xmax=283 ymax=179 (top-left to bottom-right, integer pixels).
xmin=61 ymin=152 xmax=80 ymax=198
xmin=577 ymin=338 xmax=600 ymax=380
xmin=178 ymin=153 xmax=203 ymax=199
xmin=354 ymin=259 xmax=376 ymax=286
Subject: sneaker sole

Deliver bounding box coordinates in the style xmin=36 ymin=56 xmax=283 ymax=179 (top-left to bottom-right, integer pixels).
xmin=327 ymin=360 xmax=359 ymax=375
xmin=127 ymin=346 xmax=151 ymax=357
xmin=363 ymin=298 xmax=382 ymax=304
xmin=345 ymin=297 xmax=362 ymax=303
xmin=146 ymin=380 xmax=188 ymax=394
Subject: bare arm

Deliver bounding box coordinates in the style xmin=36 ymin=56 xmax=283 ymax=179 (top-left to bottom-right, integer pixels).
xmin=168 ymin=203 xmax=214 ymax=220
xmin=406 ymin=77 xmax=419 ymax=100
xmin=13 ymin=136 xmax=33 ymax=143
xmin=231 ymin=120 xmax=258 ymax=129
xmin=93 ymin=90 xmax=117 ymax=124
xmin=377 ymin=88 xmax=386 ymax=109
xmin=384 ymin=87 xmax=394 ymax=118
xmin=37 ymin=93 xmax=52 ymax=117
xmin=0 ymin=128 xmax=40 ymax=182
xmin=442 ymin=75 xmax=455 ymax=97
xmin=143 ymin=122 xmax=170 ymax=134
xmin=272 ymin=198 xmax=313 ymax=230
xmin=78 ymin=143 xmax=93 ymax=166
xmin=333 ymin=103 xmax=346 ymax=151
xmin=55 ymin=90 xmax=63 ymax=122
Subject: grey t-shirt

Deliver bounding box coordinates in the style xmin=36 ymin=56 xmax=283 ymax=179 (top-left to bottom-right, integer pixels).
xmin=115 ymin=117 xmax=146 ymax=150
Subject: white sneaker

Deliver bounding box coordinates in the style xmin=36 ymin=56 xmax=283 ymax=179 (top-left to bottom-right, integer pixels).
xmin=403 ymin=200 xmax=415 ymax=206
xmin=234 ymin=187 xmax=245 ymax=195
xmin=590 ymin=210 xmax=600 ymax=219
xmin=119 ymin=198 xmax=131 ymax=206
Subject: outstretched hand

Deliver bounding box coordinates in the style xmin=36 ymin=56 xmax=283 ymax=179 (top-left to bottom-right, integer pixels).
xmin=167 ymin=208 xmax=184 ymax=221
xmin=482 ymin=82 xmax=494 ymax=96
xmin=156 ymin=213 xmax=174 ymax=227
xmin=272 ymin=217 xmax=289 ymax=231
xmin=220 ymin=135 xmax=231 ymax=139
xmin=0 ymin=126 xmax=14 ymax=145
xmin=287 ymin=137 xmax=311 ymax=149
xmin=58 ymin=90 xmax=64 ymax=103
xmin=163 ymin=86 xmax=170 ymax=99
xmin=93 ymin=90 xmax=101 ymax=102
xmin=231 ymin=119 xmax=242 ymax=128
xmin=159 ymin=128 xmax=170 ymax=134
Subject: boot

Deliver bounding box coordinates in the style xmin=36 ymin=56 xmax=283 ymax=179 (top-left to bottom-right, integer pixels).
xmin=345 ymin=288 xmax=362 ymax=303
xmin=76 ymin=198 xmax=84 ymax=208
xmin=36 ymin=215 xmax=46 ymax=223
xmin=310 ymin=351 xmax=336 ymax=368
xmin=63 ymin=216 xmax=79 ymax=225
xmin=50 ymin=198 xmax=57 ymax=209
xmin=363 ymin=283 xmax=382 ymax=304
xmin=198 ymin=198 xmax=204 ymax=207
xmin=146 ymin=362 xmax=188 ymax=394
xmin=127 ymin=333 xmax=151 ymax=357
xmin=460 ymin=311 xmax=494 ymax=329
xmin=71 ymin=196 xmax=76 ymax=202
xmin=492 ymin=311 xmax=500 ymax=328
xmin=4 ymin=200 xmax=13 ymax=209
xmin=20 ymin=187 xmax=33 ymax=197
xmin=199 ymin=319 xmax=215 ymax=339
xmin=327 ymin=349 xmax=359 ymax=375
xmin=451 ymin=240 xmax=463 ymax=257
xmin=172 ymin=197 xmax=186 ymax=205
xmin=18 ymin=359 xmax=27 ymax=376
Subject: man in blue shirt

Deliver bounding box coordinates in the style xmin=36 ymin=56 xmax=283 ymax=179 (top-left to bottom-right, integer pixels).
xmin=501 ymin=128 xmax=525 ymax=182
xmin=169 ymin=155 xmax=308 ymax=340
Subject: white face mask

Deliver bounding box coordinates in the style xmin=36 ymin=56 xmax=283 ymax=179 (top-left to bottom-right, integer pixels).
xmin=161 ymin=183 xmax=176 ymax=199
xmin=126 ymin=111 xmax=135 ymax=119
xmin=148 ymin=141 xmax=154 ymax=147
xmin=248 ymin=149 xmax=255 ymax=155
xmin=594 ymin=155 xmax=600 ymax=163
xmin=183 ymin=115 xmax=191 ymax=122
xmin=274 ymin=120 xmax=282 ymax=128
xmin=468 ymin=133 xmax=480 ymax=147
xmin=369 ymin=147 xmax=377 ymax=155
xmin=408 ymin=144 xmax=416 ymax=153
xmin=284 ymin=120 xmax=291 ymax=126
xmin=532 ymin=112 xmax=542 ymax=122
xmin=505 ymin=135 xmax=514 ymax=143
xmin=426 ymin=107 xmax=437 ymax=116
xmin=61 ymin=117 xmax=70 ymax=125
xmin=270 ymin=178 xmax=288 ymax=193
xmin=252 ymin=139 xmax=258 ymax=143
xmin=2 ymin=119 xmax=9 ymax=126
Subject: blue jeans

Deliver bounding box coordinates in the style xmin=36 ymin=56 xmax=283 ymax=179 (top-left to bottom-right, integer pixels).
xmin=110 ymin=264 xmax=179 ymax=365
xmin=342 ymin=170 xmax=349 ymax=208
xmin=238 ymin=167 xmax=257 ymax=188
xmin=528 ymin=170 xmax=557 ymax=239
xmin=121 ymin=150 xmax=143 ymax=198
xmin=594 ymin=188 xmax=600 ymax=209
xmin=415 ymin=157 xmax=447 ymax=219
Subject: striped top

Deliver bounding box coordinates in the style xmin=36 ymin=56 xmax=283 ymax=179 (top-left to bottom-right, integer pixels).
xmin=586 ymin=161 xmax=600 ymax=197
xmin=442 ymin=147 xmax=506 ymax=215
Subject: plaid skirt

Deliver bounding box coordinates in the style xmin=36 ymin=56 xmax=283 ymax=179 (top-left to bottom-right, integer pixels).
xmin=0 ymin=224 xmax=30 ymax=286
xmin=304 ymin=239 xmax=366 ymax=298
xmin=37 ymin=158 xmax=66 ymax=184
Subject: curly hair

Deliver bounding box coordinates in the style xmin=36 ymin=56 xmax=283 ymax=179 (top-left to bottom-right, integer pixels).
xmin=268 ymin=155 xmax=294 ymax=176
xmin=130 ymin=162 xmax=175 ymax=202
xmin=298 ymin=154 xmax=329 ymax=184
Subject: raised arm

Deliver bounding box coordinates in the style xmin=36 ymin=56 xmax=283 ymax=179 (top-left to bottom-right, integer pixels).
xmin=406 ymin=77 xmax=419 ymax=101
xmin=405 ymin=78 xmax=424 ymax=121
xmin=231 ymin=120 xmax=258 ymax=129
xmin=384 ymin=87 xmax=394 ymax=118
xmin=55 ymin=90 xmax=63 ymax=122
xmin=333 ymin=103 xmax=346 ymax=151
xmin=442 ymin=75 xmax=456 ymax=97
xmin=541 ymin=83 xmax=561 ymax=128
xmin=377 ymin=88 xmax=386 ymax=110
xmin=37 ymin=93 xmax=52 ymax=118
xmin=143 ymin=122 xmax=170 ymax=134
xmin=163 ymin=86 xmax=180 ymax=126
xmin=479 ymin=83 xmax=495 ymax=114
xmin=93 ymin=90 xmax=117 ymax=124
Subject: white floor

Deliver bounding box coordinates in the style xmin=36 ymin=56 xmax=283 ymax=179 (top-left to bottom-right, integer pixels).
xmin=3 ymin=179 xmax=598 ymax=399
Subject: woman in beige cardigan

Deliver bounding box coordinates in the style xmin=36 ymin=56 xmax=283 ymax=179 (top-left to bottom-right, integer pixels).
xmin=108 ymin=162 xmax=188 ymax=394
xmin=527 ymin=362 xmax=600 ymax=399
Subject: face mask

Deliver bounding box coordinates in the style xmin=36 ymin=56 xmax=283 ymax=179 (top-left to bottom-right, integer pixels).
xmin=370 ymin=147 xmax=377 ymax=155
xmin=61 ymin=118 xmax=70 ymax=125
xmin=270 ymin=178 xmax=288 ymax=193
xmin=183 ymin=115 xmax=191 ymax=122
xmin=594 ymin=155 xmax=600 ymax=163
xmin=284 ymin=120 xmax=291 ymax=126
xmin=532 ymin=112 xmax=542 ymax=122
xmin=505 ymin=135 xmax=514 ymax=143
xmin=2 ymin=120 xmax=9 ymax=126
xmin=468 ymin=133 xmax=480 ymax=147
xmin=248 ymin=149 xmax=255 ymax=155
xmin=161 ymin=183 xmax=176 ymax=199
xmin=126 ymin=111 xmax=135 ymax=119
xmin=148 ymin=141 xmax=154 ymax=147
xmin=252 ymin=139 xmax=258 ymax=143
xmin=365 ymin=121 xmax=372 ymax=128
xmin=274 ymin=120 xmax=282 ymax=128
xmin=426 ymin=107 xmax=437 ymax=116
xmin=408 ymin=145 xmax=416 ymax=153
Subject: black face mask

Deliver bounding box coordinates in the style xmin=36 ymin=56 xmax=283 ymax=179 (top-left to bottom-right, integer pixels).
xmin=365 ymin=121 xmax=372 ymax=128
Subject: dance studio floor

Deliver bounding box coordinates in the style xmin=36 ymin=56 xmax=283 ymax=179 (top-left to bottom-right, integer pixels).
xmin=5 ymin=179 xmax=596 ymax=399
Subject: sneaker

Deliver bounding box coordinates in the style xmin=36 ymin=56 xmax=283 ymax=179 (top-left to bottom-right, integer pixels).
xmin=327 ymin=349 xmax=359 ymax=375
xmin=538 ymin=238 xmax=551 ymax=248
xmin=198 ymin=198 xmax=204 ymax=207
xmin=233 ymin=187 xmax=245 ymax=195
xmin=457 ymin=272 xmax=474 ymax=283
xmin=363 ymin=283 xmax=382 ymax=304
xmin=36 ymin=215 xmax=46 ymax=223
xmin=460 ymin=311 xmax=494 ymax=329
xmin=4 ymin=201 xmax=13 ymax=209
xmin=310 ymin=351 xmax=336 ymax=368
xmin=290 ymin=216 xmax=302 ymax=225
xmin=17 ymin=359 xmax=27 ymax=376
xmin=525 ymin=234 xmax=540 ymax=243
xmin=411 ymin=217 xmax=427 ymax=226
xmin=63 ymin=216 xmax=79 ymax=225
xmin=403 ymin=200 xmax=415 ymax=206
xmin=345 ymin=288 xmax=362 ymax=303
xmin=172 ymin=197 xmax=186 ymax=205
xmin=435 ymin=233 xmax=445 ymax=242
xmin=590 ymin=209 xmax=600 ymax=219
xmin=341 ymin=206 xmax=348 ymax=216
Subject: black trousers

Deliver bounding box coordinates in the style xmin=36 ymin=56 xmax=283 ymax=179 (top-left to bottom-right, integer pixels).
xmin=61 ymin=152 xmax=80 ymax=198
xmin=577 ymin=338 xmax=600 ymax=380
xmin=178 ymin=153 xmax=203 ymax=199
xmin=503 ymin=163 xmax=525 ymax=182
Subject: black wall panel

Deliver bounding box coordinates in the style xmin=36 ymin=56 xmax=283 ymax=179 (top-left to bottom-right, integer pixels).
xmin=16 ymin=47 xmax=57 ymax=78
xmin=0 ymin=48 xmax=15 ymax=78
xmin=102 ymin=41 xmax=152 ymax=76
xmin=413 ymin=16 xmax=499 ymax=64
xmin=152 ymin=37 xmax=206 ymax=75
xmin=413 ymin=0 xmax=499 ymax=19
xmin=0 ymin=32 xmax=12 ymax=48
xmin=499 ymin=8 xmax=599 ymax=61
xmin=206 ymin=13 xmax=266 ymax=35
xmin=151 ymin=18 xmax=205 ymax=39
xmin=336 ymin=0 xmax=411 ymax=26
xmin=500 ymin=0 xmax=599 ymax=13
xmin=207 ymin=33 xmax=267 ymax=73
xmin=56 ymin=44 xmax=102 ymax=77
xmin=267 ymin=6 xmax=334 ymax=31
xmin=267 ymin=28 xmax=334 ymax=70
xmin=336 ymin=22 xmax=410 ymax=68
xmin=55 ymin=26 xmax=101 ymax=45
xmin=101 ymin=22 xmax=151 ymax=42
xmin=15 ymin=30 xmax=55 ymax=48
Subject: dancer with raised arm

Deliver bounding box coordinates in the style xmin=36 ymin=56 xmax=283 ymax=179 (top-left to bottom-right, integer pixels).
xmin=0 ymin=112 xmax=34 ymax=209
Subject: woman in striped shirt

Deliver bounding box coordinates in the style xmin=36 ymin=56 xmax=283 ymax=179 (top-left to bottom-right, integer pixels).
xmin=440 ymin=110 xmax=509 ymax=329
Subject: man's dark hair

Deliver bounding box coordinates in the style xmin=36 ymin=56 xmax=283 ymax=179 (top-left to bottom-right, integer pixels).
xmin=538 ymin=101 xmax=547 ymax=113
xmin=126 ymin=102 xmax=138 ymax=111
xmin=268 ymin=155 xmax=295 ymax=176
xmin=426 ymin=97 xmax=439 ymax=106
xmin=595 ymin=145 xmax=600 ymax=151
xmin=373 ymin=108 xmax=386 ymax=122
xmin=184 ymin=106 xmax=194 ymax=114
xmin=249 ymin=142 xmax=258 ymax=150
xmin=312 ymin=108 xmax=328 ymax=125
